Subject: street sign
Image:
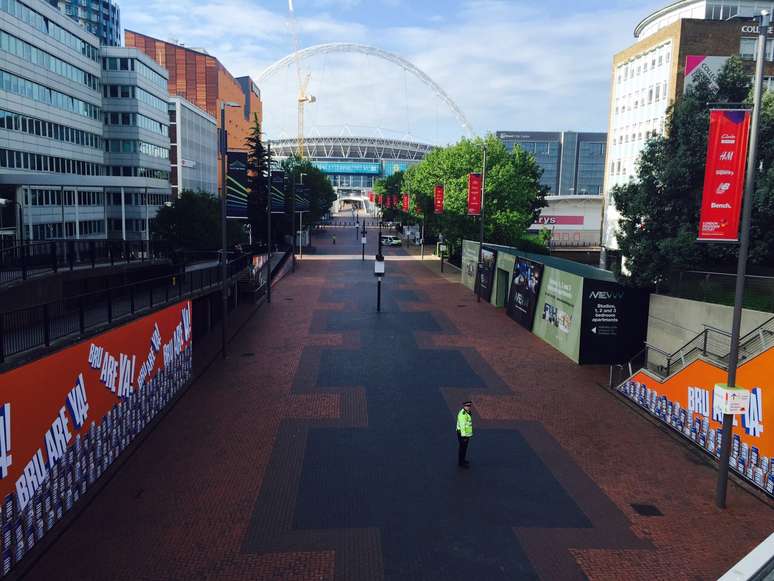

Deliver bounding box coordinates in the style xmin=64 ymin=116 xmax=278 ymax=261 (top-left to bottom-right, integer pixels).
xmin=714 ymin=384 xmax=751 ymax=415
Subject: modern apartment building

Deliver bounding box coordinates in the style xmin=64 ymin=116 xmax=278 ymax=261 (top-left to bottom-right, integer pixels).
xmin=168 ymin=96 xmax=217 ymax=197
xmin=48 ymin=0 xmax=121 ymax=46
xmin=0 ymin=0 xmax=169 ymax=244
xmin=602 ymin=0 xmax=774 ymax=251
xmin=497 ymin=131 xmax=607 ymax=196
xmin=124 ymin=30 xmax=262 ymax=187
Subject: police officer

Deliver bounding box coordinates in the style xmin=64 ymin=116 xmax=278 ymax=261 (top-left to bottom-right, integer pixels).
xmin=456 ymin=401 xmax=473 ymax=468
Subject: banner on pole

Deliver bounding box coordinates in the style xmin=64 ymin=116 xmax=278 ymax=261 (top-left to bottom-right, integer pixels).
xmin=468 ymin=173 xmax=482 ymax=215
xmin=434 ymin=185 xmax=444 ymax=214
xmin=698 ymin=109 xmax=751 ymax=242
xmin=377 ymin=194 xmax=383 ymax=206
xmin=368 ymin=191 xmax=374 ymax=203
xmin=402 ymin=193 xmax=409 ymax=212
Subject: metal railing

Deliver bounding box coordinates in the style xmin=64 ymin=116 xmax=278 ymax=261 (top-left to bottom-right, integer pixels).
xmin=615 ymin=315 xmax=774 ymax=385
xmin=0 ymin=239 xmax=172 ymax=285
xmin=0 ymin=254 xmax=252 ymax=364
xmin=666 ymin=270 xmax=774 ymax=313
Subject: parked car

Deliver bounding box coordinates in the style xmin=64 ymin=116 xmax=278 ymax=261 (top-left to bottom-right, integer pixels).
xmin=381 ymin=235 xmax=402 ymax=247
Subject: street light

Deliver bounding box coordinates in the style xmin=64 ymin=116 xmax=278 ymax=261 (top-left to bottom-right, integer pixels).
xmin=715 ymin=9 xmax=770 ymax=509
xmin=361 ymin=221 xmax=367 ymax=261
xmin=219 ymin=100 xmax=240 ymax=359
xmin=0 ymin=198 xmax=23 ymax=244
xmin=477 ymin=142 xmax=488 ymax=303
xmin=375 ymin=219 xmax=384 ymax=311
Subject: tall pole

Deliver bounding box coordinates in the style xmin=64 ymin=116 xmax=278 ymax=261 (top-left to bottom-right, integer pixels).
xmin=220 ymin=102 xmax=229 ymax=358
xmin=715 ymin=9 xmax=769 ymax=509
xmin=291 ymin=176 xmax=296 ymax=273
xmin=299 ymin=211 xmax=304 ymax=259
xmin=477 ymin=142 xmax=488 ymax=302
xmin=362 ymin=222 xmax=366 ymax=261
xmin=266 ymin=143 xmax=272 ymax=304
xmin=420 ymin=220 xmax=424 ymax=260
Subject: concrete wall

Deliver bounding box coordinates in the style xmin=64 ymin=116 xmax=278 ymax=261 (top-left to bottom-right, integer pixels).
xmin=647 ymin=294 xmax=773 ymax=354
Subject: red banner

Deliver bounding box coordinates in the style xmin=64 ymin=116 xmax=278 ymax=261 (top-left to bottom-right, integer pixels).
xmin=698 ymin=109 xmax=751 ymax=241
xmin=468 ymin=173 xmax=482 ymax=215
xmin=368 ymin=192 xmax=374 ymax=203
xmin=377 ymin=194 xmax=383 ymax=206
xmin=434 ymin=185 xmax=444 ymax=214
xmin=402 ymin=193 xmax=409 ymax=212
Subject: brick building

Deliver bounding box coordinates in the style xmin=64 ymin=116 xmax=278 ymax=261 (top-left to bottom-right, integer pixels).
xmin=125 ymin=30 xmax=262 ymax=189
xmin=602 ymin=0 xmax=774 ymax=253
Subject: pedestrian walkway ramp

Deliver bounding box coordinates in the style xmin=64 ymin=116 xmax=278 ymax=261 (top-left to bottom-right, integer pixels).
xmin=611 ymin=316 xmax=774 ymax=499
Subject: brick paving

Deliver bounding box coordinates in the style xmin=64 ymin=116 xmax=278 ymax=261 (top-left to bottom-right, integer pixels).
xmin=23 ymin=222 xmax=772 ymax=580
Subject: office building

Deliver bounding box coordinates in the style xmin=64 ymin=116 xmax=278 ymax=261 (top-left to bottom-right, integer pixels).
xmin=0 ymin=0 xmax=169 ymax=244
xmin=497 ymin=131 xmax=607 ymax=196
xmin=124 ymin=30 xmax=262 ymax=187
xmin=101 ymin=46 xmax=170 ymax=239
xmin=602 ymin=0 xmax=774 ymax=251
xmin=48 ymin=0 xmax=121 ymax=46
xmin=168 ymin=96 xmax=217 ymax=197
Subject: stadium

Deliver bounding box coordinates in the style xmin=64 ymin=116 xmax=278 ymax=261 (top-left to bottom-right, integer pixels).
xmin=269 ymin=134 xmax=435 ymax=213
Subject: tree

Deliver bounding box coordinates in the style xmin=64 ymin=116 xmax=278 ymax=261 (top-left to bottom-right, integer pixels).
xmin=373 ymin=171 xmax=404 ymax=221
xmin=245 ymin=113 xmax=270 ymax=244
xmin=401 ymin=134 xmax=546 ymax=258
xmin=280 ymin=155 xmax=336 ymax=236
xmin=612 ymin=55 xmax=774 ymax=287
xmin=153 ymin=190 xmax=246 ymax=250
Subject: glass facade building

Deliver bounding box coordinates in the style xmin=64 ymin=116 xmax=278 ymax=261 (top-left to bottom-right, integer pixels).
xmin=49 ymin=0 xmax=121 ymax=46
xmin=169 ymin=96 xmax=217 ymax=197
xmin=497 ymin=131 xmax=607 ymax=196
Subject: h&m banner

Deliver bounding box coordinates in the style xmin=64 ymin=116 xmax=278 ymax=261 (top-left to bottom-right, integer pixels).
xmin=0 ymin=301 xmax=193 ymax=571
xmin=468 ymin=173 xmax=482 ymax=216
xmin=434 ymin=185 xmax=444 ymax=214
xmin=506 ymin=258 xmax=544 ymax=329
xmin=698 ymin=109 xmax=750 ymax=242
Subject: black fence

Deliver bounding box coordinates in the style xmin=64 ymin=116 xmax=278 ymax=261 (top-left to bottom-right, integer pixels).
xmin=0 ymin=239 xmax=172 ymax=285
xmin=666 ymin=270 xmax=774 ymax=313
xmin=0 ymin=254 xmax=252 ymax=364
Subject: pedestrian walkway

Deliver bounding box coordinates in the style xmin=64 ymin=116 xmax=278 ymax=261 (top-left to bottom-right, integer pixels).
xmin=24 ymin=230 xmax=772 ymax=580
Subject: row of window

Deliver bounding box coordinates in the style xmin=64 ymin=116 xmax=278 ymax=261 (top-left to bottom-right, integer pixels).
xmin=102 ymin=57 xmax=167 ymax=89
xmin=740 ymin=37 xmax=774 ymax=61
xmin=0 ymin=109 xmax=102 ymax=149
xmin=105 ymin=166 xmax=170 ymax=180
xmin=102 ymin=84 xmax=167 ymax=111
xmin=103 ymin=111 xmax=168 ymax=136
xmin=0 ymin=0 xmax=100 ymax=61
xmin=31 ymin=220 xmax=105 ymax=241
xmin=0 ymin=69 xmax=101 ymax=120
xmin=27 ymin=189 xmax=104 ymax=206
xmin=0 ymin=30 xmax=100 ymax=91
xmin=615 ymin=81 xmax=669 ymax=115
xmin=618 ymin=49 xmax=671 ymax=83
xmin=0 ymin=147 xmax=102 ymax=175
xmin=104 ymin=139 xmax=170 ymax=159
xmin=111 ymin=219 xmax=147 ymax=233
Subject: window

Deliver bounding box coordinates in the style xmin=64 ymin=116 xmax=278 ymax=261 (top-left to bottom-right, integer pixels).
xmin=741 ymin=37 xmax=756 ymax=60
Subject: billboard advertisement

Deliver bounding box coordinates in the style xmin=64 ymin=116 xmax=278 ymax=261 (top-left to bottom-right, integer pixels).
xmin=618 ymin=347 xmax=773 ymax=497
xmin=532 ymin=266 xmax=583 ymax=362
xmin=477 ymin=248 xmax=497 ymax=303
xmin=506 ymin=258 xmax=544 ymax=330
xmin=684 ymin=55 xmax=729 ymax=94
xmin=226 ymin=151 xmax=249 ymax=219
xmin=0 ymin=302 xmax=193 ymax=570
xmin=579 ymin=280 xmax=649 ymax=365
xmin=698 ymin=110 xmax=751 ymax=241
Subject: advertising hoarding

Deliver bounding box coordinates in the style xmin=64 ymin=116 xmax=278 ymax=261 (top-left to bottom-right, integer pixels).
xmin=0 ymin=301 xmax=193 ymax=569
xmin=477 ymin=248 xmax=497 ymax=303
xmin=684 ymin=55 xmax=729 ymax=94
xmin=698 ymin=110 xmax=750 ymax=241
xmin=506 ymin=258 xmax=544 ymax=329
xmin=226 ymin=151 xmax=249 ymax=219
xmin=532 ymin=266 xmax=583 ymax=362
xmin=618 ymin=348 xmax=773 ymax=497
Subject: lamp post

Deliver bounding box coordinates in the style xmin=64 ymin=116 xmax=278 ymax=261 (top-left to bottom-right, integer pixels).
xmin=361 ymin=221 xmax=367 ymax=261
xmin=375 ymin=218 xmax=384 ymax=311
xmin=477 ymin=142 xmax=488 ymax=303
xmin=266 ymin=143 xmax=273 ymax=304
xmin=0 ymin=198 xmax=23 ymax=245
xmin=219 ymin=100 xmax=240 ymax=359
xmin=715 ymin=9 xmax=770 ymax=509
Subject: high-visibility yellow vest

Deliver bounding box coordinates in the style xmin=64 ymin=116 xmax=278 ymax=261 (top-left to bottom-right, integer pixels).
xmin=457 ymin=409 xmax=473 ymax=437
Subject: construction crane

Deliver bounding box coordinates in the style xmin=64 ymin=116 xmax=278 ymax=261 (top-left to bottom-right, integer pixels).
xmin=288 ymin=0 xmax=315 ymax=158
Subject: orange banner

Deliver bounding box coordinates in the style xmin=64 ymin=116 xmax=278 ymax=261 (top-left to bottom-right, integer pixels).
xmin=0 ymin=301 xmax=192 ymax=544
xmin=619 ymin=348 xmax=773 ymax=496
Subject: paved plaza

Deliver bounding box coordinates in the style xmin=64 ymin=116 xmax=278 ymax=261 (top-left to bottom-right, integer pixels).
xmin=24 ymin=225 xmax=773 ymax=580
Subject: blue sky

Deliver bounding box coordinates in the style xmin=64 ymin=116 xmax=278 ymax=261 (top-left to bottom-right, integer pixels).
xmin=121 ymin=0 xmax=665 ymax=144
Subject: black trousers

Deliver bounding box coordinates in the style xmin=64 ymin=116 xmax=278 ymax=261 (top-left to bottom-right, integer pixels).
xmin=457 ymin=432 xmax=470 ymax=465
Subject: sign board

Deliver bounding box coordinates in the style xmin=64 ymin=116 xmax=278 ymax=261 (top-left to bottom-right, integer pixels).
xmin=467 ymin=173 xmax=482 ymax=215
xmin=312 ymin=161 xmax=381 ymax=174
xmin=684 ymin=55 xmax=729 ymax=94
xmin=506 ymin=257 xmax=544 ymax=330
xmin=698 ymin=110 xmax=751 ymax=241
xmin=714 ymin=384 xmax=751 ymax=415
xmin=402 ymin=193 xmax=409 ymax=212
xmin=532 ymin=266 xmax=583 ymax=362
xmin=361 ymin=236 xmax=367 ymax=244
xmin=477 ymin=248 xmax=497 ymax=302
xmin=434 ymin=185 xmax=444 ymax=214
xmin=226 ymin=151 xmax=249 ymax=219
xmin=181 ymin=159 xmax=196 ymax=168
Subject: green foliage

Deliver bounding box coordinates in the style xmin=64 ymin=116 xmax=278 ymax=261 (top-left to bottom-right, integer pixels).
xmin=612 ymin=55 xmax=774 ymax=287
xmin=245 ymin=113 xmax=269 ymax=243
xmin=400 ymin=134 xmax=546 ymax=257
xmin=281 ymin=155 xmax=337 ymax=227
xmin=373 ymin=171 xmax=405 ymax=221
xmin=153 ymin=190 xmax=246 ymax=250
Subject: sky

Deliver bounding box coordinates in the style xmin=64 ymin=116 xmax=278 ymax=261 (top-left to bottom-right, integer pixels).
xmin=121 ymin=0 xmax=666 ymax=145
